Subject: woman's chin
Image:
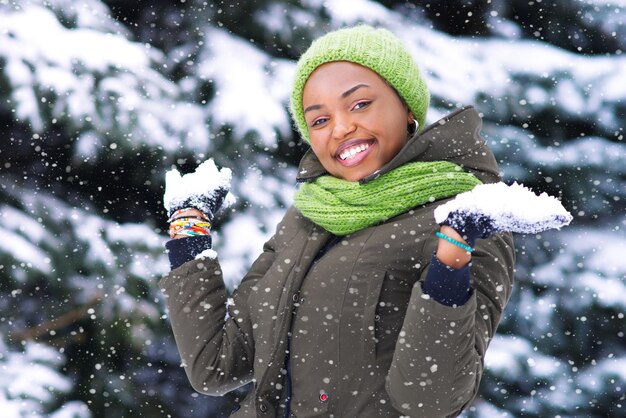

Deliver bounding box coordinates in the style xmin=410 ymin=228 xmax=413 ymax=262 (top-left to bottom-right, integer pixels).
xmin=333 ymin=164 xmax=378 ymax=182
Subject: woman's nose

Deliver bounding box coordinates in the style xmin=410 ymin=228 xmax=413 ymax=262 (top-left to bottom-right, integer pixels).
xmin=331 ymin=114 xmax=356 ymax=140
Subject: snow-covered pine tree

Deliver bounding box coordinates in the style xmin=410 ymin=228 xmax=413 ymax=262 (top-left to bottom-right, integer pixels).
xmin=0 ymin=339 xmax=90 ymax=417
xmin=0 ymin=0 xmax=624 ymax=417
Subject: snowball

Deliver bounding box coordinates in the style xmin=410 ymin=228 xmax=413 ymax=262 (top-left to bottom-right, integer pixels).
xmin=163 ymin=158 xmax=235 ymax=213
xmin=434 ymin=182 xmax=573 ymax=234
xmin=195 ymin=248 xmax=218 ymax=260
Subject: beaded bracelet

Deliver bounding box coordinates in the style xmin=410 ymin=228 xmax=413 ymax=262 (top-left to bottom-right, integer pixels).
xmin=168 ymin=217 xmax=212 ymax=238
xmin=435 ymin=231 xmax=474 ymax=253
xmin=167 ymin=208 xmax=210 ymax=224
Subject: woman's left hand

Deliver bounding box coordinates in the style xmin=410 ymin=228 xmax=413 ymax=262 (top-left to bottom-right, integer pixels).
xmin=436 ymin=225 xmax=473 ymax=269
xmin=436 ymin=211 xmax=498 ymax=268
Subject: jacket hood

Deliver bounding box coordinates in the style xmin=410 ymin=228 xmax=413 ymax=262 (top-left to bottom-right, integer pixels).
xmin=295 ymin=105 xmax=501 ymax=185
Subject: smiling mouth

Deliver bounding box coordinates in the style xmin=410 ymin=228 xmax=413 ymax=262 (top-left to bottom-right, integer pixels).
xmin=338 ymin=143 xmax=370 ymax=160
xmin=335 ymin=140 xmax=375 ymax=166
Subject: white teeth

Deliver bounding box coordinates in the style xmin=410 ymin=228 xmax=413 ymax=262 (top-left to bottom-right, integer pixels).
xmin=339 ymin=143 xmax=369 ymax=160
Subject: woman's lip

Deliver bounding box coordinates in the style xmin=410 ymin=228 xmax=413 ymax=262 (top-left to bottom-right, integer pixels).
xmin=334 ymin=139 xmax=375 ymax=157
xmin=335 ymin=141 xmax=375 ymax=167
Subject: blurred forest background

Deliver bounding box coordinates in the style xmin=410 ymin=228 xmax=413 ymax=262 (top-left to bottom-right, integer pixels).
xmin=1 ymin=0 xmax=624 ymax=417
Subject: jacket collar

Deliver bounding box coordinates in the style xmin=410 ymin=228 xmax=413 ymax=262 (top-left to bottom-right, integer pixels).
xmin=295 ymin=106 xmax=500 ymax=184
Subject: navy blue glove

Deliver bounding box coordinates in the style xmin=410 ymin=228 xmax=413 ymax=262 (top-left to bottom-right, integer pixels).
xmin=163 ymin=159 xmax=233 ymax=224
xmin=423 ymin=210 xmax=496 ymax=307
xmin=435 ymin=182 xmax=573 ymax=239
xmin=167 ymin=187 xmax=229 ymax=223
xmin=440 ymin=210 xmax=497 ymax=247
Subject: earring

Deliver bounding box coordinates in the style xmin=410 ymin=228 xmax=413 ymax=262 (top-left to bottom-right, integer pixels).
xmin=408 ymin=119 xmax=419 ymax=134
xmin=413 ymin=119 xmax=419 ymax=132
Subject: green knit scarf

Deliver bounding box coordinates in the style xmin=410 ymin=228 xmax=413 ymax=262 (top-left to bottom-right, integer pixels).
xmin=293 ymin=161 xmax=482 ymax=235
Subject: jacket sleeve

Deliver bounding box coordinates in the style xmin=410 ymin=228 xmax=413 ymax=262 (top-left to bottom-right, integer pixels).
xmin=159 ymin=233 xmax=278 ymax=396
xmin=385 ymin=232 xmax=515 ymax=417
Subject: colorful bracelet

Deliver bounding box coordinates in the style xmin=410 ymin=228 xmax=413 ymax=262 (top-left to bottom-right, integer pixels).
xmin=167 ymin=208 xmax=210 ymax=224
xmin=168 ymin=217 xmax=212 ymax=238
xmin=435 ymin=231 xmax=474 ymax=253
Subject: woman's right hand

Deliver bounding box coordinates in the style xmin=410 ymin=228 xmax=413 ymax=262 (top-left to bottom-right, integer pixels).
xmin=163 ymin=158 xmax=233 ymax=226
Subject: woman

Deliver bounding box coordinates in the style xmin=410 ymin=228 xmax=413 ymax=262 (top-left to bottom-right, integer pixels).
xmin=161 ymin=26 xmax=515 ymax=417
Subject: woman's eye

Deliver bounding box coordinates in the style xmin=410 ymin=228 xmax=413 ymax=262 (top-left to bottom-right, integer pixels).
xmin=353 ymin=100 xmax=371 ymax=110
xmin=311 ymin=117 xmax=328 ymax=127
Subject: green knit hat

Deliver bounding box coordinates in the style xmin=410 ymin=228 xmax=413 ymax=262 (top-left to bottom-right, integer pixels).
xmin=289 ymin=25 xmax=430 ymax=143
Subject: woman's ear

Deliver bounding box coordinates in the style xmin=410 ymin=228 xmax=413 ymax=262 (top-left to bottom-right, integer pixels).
xmin=407 ymin=112 xmax=418 ymax=134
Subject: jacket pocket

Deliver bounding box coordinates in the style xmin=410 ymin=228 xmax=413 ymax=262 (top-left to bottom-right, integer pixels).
xmin=362 ymin=269 xmax=387 ymax=363
xmin=371 ymin=269 xmax=416 ymax=362
xmin=339 ymin=268 xmax=386 ymax=368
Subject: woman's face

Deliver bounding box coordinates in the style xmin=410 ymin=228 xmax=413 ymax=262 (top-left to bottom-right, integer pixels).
xmin=302 ymin=61 xmax=412 ymax=182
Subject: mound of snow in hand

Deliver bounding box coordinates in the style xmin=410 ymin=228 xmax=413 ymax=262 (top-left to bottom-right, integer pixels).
xmin=434 ymin=182 xmax=573 ymax=234
xmin=163 ymin=159 xmax=235 ymax=213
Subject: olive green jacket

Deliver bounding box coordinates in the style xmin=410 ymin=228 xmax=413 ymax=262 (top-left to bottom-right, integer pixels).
xmin=160 ymin=106 xmax=516 ymax=417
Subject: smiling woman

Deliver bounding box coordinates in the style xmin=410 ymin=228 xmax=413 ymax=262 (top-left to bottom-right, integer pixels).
xmin=302 ymin=62 xmax=412 ymax=181
xmin=160 ymin=25 xmax=516 ymax=418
